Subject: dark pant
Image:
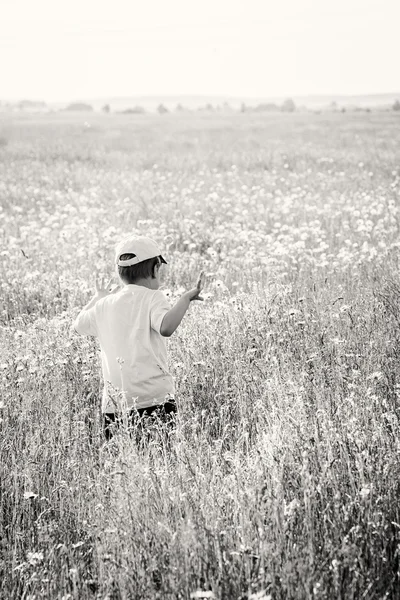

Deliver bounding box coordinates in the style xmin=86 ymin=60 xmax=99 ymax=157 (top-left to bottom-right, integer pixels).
xmin=103 ymin=401 xmax=177 ymax=441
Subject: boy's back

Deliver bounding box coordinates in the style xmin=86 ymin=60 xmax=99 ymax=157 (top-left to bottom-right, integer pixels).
xmin=74 ymin=284 xmax=174 ymax=413
xmin=73 ymin=235 xmax=204 ymax=432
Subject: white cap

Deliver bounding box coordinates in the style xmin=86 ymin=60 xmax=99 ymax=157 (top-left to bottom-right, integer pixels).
xmin=115 ymin=236 xmax=167 ymax=267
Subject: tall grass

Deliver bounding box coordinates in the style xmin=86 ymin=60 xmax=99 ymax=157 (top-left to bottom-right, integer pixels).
xmin=1 ymin=112 xmax=399 ymax=599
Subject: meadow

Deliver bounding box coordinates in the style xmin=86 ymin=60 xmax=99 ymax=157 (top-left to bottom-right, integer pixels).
xmin=0 ymin=110 xmax=400 ymax=599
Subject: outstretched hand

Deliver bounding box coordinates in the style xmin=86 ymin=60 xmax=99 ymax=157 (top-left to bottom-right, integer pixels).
xmin=95 ymin=276 xmax=120 ymax=299
xmin=186 ymin=271 xmax=206 ymax=302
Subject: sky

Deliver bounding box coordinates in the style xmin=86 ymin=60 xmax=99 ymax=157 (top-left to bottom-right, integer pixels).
xmin=1 ymin=0 xmax=399 ymax=102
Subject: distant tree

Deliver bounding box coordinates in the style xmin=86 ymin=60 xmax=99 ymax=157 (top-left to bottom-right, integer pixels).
xmin=330 ymin=101 xmax=338 ymax=111
xmin=102 ymin=104 xmax=110 ymax=113
xmin=341 ymin=107 xmax=346 ymax=113
xmin=240 ymin=102 xmax=246 ymax=113
xmin=175 ymin=103 xmax=185 ymax=112
xmin=65 ymin=102 xmax=93 ymax=112
xmin=205 ymin=103 xmax=214 ymax=112
xmin=254 ymin=103 xmax=280 ymax=112
xmin=393 ymin=99 xmax=400 ymax=111
xmin=158 ymin=104 xmax=168 ymax=114
xmin=121 ymin=106 xmax=145 ymax=114
xmin=18 ymin=100 xmax=47 ymax=111
xmin=281 ymin=98 xmax=296 ymax=112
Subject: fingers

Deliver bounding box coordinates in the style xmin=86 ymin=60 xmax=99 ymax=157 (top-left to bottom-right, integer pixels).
xmin=197 ymin=270 xmax=205 ymax=290
xmin=96 ymin=275 xmax=116 ymax=293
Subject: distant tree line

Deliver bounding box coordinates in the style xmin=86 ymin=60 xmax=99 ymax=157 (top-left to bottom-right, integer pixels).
xmin=64 ymin=102 xmax=93 ymax=112
xmin=241 ymin=98 xmax=296 ymax=113
xmin=2 ymin=97 xmax=400 ymax=114
xmin=144 ymin=98 xmax=298 ymax=114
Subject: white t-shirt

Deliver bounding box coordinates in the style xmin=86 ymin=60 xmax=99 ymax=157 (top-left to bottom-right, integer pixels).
xmin=74 ymin=285 xmax=174 ymax=413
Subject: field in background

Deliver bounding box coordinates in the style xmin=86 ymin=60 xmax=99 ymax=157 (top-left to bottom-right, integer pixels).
xmin=1 ymin=111 xmax=400 ymax=599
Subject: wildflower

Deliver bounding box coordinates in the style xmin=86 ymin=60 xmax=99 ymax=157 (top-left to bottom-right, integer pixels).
xmin=330 ymin=338 xmax=345 ymax=345
xmin=27 ymin=551 xmax=44 ymax=565
xmin=213 ymin=280 xmax=228 ymax=293
xmin=23 ymin=491 xmax=38 ymax=500
xmin=250 ymin=592 xmax=272 ymax=600
xmin=202 ymin=292 xmax=213 ymax=301
xmin=367 ymin=372 xmax=383 ymax=382
xmin=206 ymin=247 xmax=217 ymax=259
xmin=284 ymin=498 xmax=300 ymax=518
xmin=359 ymin=484 xmax=372 ymax=499
xmin=313 ymin=582 xmax=323 ymax=595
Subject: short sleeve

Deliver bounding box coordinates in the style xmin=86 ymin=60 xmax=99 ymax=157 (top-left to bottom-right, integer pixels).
xmin=150 ymin=290 xmax=171 ymax=333
xmin=73 ymin=306 xmax=98 ymax=337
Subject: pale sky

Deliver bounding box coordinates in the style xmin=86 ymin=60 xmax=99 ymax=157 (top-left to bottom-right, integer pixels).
xmin=1 ymin=0 xmax=399 ymax=101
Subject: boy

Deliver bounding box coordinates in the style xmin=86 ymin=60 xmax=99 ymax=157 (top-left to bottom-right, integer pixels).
xmin=73 ymin=235 xmax=204 ymax=439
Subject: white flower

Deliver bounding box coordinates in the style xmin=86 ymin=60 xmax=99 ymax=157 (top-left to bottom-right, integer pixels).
xmin=367 ymin=372 xmax=383 ymax=382
xmin=213 ymin=280 xmax=228 ymax=292
xmin=359 ymin=484 xmax=372 ymax=499
xmin=202 ymin=292 xmax=213 ymax=301
xmin=23 ymin=491 xmax=38 ymax=500
xmin=330 ymin=338 xmax=345 ymax=345
xmin=250 ymin=592 xmax=272 ymax=600
xmin=284 ymin=498 xmax=300 ymax=518
xmin=27 ymin=551 xmax=44 ymax=565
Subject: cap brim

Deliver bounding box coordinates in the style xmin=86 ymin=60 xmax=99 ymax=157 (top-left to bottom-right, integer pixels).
xmin=160 ymin=255 xmax=167 ymax=264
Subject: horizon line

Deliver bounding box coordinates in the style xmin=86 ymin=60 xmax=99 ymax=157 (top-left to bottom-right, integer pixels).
xmin=2 ymin=91 xmax=400 ymax=104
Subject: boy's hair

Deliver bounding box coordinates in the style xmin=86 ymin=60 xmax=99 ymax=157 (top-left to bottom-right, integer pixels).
xmin=118 ymin=254 xmax=162 ymax=284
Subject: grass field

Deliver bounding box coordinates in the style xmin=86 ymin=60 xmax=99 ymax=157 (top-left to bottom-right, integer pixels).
xmin=1 ymin=111 xmax=400 ymax=599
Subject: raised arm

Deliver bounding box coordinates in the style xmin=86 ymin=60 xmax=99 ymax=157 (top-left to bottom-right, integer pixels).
xmin=73 ymin=276 xmax=120 ymax=335
xmin=160 ymin=272 xmax=205 ymax=337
